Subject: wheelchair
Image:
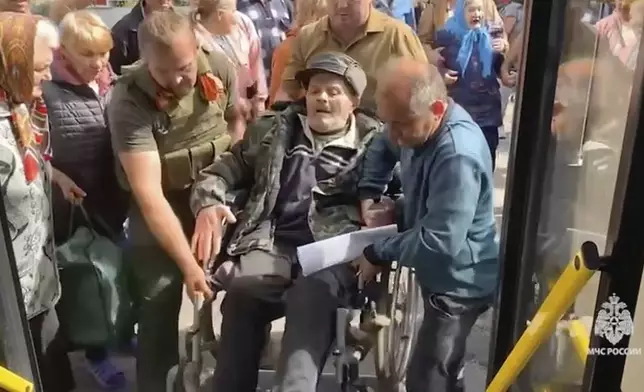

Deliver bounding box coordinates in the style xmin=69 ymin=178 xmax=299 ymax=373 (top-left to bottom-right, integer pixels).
xmin=167 ymin=192 xmax=423 ymax=392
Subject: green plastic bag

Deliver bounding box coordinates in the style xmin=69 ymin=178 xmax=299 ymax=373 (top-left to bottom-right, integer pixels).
xmin=56 ymin=205 xmax=133 ymax=348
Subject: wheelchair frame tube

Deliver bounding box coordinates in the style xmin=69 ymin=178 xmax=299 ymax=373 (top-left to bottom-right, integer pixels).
xmin=486 ymin=242 xmax=600 ymax=392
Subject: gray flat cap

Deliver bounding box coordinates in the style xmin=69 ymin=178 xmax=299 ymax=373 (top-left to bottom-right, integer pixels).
xmin=295 ymin=52 xmax=367 ymax=98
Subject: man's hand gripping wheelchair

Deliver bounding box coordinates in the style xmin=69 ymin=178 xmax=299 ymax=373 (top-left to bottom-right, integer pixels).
xmin=167 ymin=191 xmax=423 ymax=392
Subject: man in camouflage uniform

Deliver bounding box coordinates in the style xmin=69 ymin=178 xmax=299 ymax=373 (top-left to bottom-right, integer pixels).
xmin=190 ymin=52 xmax=385 ymax=391
xmin=106 ymin=11 xmax=241 ymax=391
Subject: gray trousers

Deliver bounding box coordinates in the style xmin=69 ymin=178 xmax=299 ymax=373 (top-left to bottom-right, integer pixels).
xmin=211 ymin=243 xmax=357 ymax=392
xmin=406 ymin=293 xmax=491 ymax=392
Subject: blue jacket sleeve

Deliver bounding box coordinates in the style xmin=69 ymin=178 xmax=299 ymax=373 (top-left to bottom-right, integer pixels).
xmin=364 ymin=154 xmax=481 ymax=265
xmin=357 ymin=129 xmax=400 ymax=200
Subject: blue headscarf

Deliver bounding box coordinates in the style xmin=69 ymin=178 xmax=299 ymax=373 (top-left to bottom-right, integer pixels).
xmin=443 ymin=0 xmax=494 ymax=78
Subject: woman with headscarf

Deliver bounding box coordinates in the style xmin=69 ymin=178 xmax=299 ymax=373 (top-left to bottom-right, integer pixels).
xmin=0 ymin=11 xmax=74 ymax=391
xmin=433 ymin=0 xmax=507 ymax=169
xmin=418 ymin=0 xmax=504 ymax=64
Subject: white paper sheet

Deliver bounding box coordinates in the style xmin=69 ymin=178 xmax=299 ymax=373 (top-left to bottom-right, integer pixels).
xmin=297 ymin=225 xmax=398 ymax=276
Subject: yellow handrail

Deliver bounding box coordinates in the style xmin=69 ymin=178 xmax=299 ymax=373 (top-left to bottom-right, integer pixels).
xmin=569 ymin=318 xmax=591 ymax=363
xmin=486 ymin=242 xmax=600 ymax=392
xmin=0 ymin=366 xmax=34 ymax=392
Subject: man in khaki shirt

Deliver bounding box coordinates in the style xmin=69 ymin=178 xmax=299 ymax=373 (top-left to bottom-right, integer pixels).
xmin=281 ymin=0 xmax=427 ymax=111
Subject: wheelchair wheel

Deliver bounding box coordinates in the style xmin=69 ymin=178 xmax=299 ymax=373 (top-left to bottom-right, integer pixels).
xmin=374 ymin=262 xmax=422 ymax=386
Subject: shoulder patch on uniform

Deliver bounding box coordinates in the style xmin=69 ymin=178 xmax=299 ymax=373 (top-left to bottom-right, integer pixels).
xmin=205 ymin=73 xmax=224 ymax=91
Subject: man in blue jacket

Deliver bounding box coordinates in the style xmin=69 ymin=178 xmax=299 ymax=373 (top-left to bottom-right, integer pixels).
xmin=355 ymin=58 xmax=499 ymax=392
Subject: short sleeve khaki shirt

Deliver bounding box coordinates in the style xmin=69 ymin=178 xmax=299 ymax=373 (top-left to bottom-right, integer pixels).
xmin=107 ymin=48 xmax=236 ymax=154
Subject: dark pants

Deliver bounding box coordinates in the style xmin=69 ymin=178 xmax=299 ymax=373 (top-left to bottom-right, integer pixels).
xmin=28 ymin=309 xmax=75 ymax=392
xmin=211 ymin=243 xmax=356 ymax=392
xmin=127 ymin=197 xmax=193 ymax=391
xmin=274 ymin=263 xmax=357 ymax=391
xmin=405 ymin=293 xmax=491 ymax=392
xmin=480 ymin=126 xmax=500 ymax=170
xmin=129 ymin=245 xmax=184 ymax=391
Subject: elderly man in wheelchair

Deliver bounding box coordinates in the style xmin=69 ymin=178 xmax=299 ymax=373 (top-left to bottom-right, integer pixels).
xmin=182 ymin=51 xmax=420 ymax=392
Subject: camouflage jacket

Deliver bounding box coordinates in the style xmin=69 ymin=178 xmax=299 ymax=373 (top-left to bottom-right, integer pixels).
xmin=190 ymin=102 xmax=384 ymax=256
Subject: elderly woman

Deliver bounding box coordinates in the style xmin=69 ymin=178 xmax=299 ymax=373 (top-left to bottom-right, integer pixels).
xmin=42 ymin=10 xmax=128 ymax=390
xmin=418 ymin=0 xmax=505 ymax=64
xmin=0 ymin=12 xmax=74 ymax=392
xmin=193 ymin=0 xmax=268 ymax=121
xmin=268 ymin=0 xmax=327 ymax=104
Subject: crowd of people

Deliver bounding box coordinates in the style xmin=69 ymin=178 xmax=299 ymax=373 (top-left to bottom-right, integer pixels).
xmin=1 ymin=0 xmax=641 ymax=391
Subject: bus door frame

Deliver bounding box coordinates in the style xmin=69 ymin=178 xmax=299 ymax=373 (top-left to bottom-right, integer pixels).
xmin=0 ymin=174 xmax=42 ymax=389
xmin=488 ymin=0 xmax=644 ymax=390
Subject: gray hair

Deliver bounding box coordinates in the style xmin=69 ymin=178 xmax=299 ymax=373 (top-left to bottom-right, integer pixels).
xmin=377 ymin=58 xmax=448 ymax=116
xmin=408 ymin=65 xmax=448 ymax=116
xmin=35 ymin=19 xmax=60 ymax=49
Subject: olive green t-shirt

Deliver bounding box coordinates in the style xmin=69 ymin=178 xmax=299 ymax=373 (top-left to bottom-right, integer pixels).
xmin=107 ymin=48 xmax=236 ymax=154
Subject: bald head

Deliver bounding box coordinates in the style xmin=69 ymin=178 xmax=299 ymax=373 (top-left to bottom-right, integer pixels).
xmin=380 ymin=58 xmax=431 ymax=89
xmin=376 ymin=58 xmax=449 ymax=148
xmin=377 ymin=58 xmax=447 ymax=117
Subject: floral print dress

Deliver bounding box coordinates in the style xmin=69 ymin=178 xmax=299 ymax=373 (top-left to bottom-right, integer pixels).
xmin=0 ymin=102 xmax=59 ymax=319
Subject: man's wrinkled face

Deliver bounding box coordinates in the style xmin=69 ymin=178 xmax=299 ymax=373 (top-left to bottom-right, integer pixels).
xmin=465 ymin=0 xmax=485 ymax=29
xmin=327 ymin=0 xmax=370 ymax=31
xmin=0 ymin=0 xmax=30 ymax=12
xmin=146 ymin=0 xmax=173 ymax=12
xmin=305 ymin=72 xmax=357 ymax=133
xmin=377 ymin=88 xmax=442 ymax=148
xmin=145 ymin=29 xmax=198 ymax=97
